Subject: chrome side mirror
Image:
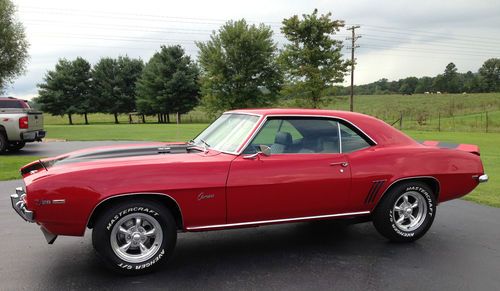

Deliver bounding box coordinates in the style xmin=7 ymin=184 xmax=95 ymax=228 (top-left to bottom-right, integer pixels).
xmin=243 ymin=145 xmax=271 ymax=159
xmin=259 ymin=144 xmax=271 ymax=156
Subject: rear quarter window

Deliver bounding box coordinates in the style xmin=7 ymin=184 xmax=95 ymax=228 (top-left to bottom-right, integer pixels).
xmin=340 ymin=123 xmax=371 ymax=153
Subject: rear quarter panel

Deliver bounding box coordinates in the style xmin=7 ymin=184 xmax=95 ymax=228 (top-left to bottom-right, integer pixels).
xmin=347 ymin=145 xmax=483 ymax=212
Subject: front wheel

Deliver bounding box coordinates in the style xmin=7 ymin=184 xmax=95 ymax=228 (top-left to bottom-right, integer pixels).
xmin=372 ymin=182 xmax=436 ymax=242
xmin=92 ymin=199 xmax=177 ymax=275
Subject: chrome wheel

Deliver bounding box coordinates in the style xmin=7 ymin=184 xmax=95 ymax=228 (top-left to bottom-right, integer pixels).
xmin=392 ymin=191 xmax=428 ymax=232
xmin=110 ymin=213 xmax=163 ymax=263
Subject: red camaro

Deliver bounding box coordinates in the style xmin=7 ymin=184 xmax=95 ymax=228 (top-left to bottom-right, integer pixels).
xmin=11 ymin=109 xmax=488 ymax=274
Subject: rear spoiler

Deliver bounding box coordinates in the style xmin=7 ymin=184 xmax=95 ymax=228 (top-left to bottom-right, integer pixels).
xmin=422 ymin=141 xmax=480 ymax=156
xmin=20 ymin=160 xmax=47 ymax=177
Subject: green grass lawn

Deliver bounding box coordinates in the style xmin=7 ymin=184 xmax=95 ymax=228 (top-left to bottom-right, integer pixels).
xmin=0 ymin=156 xmax=43 ymax=181
xmin=45 ymin=123 xmax=208 ymax=141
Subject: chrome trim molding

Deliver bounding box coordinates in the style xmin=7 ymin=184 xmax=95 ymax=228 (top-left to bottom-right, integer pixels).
xmin=234 ymin=114 xmax=378 ymax=156
xmin=86 ymin=192 xmax=184 ymax=229
xmin=337 ymin=121 xmax=343 ymax=153
xmin=186 ymin=210 xmax=370 ymax=231
xmin=478 ymin=174 xmax=488 ymax=183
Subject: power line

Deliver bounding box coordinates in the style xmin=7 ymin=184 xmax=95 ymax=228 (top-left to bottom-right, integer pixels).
xmin=346 ymin=25 xmax=361 ymax=112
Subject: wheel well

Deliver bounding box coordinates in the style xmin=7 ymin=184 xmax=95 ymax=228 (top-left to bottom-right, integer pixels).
xmin=0 ymin=125 xmax=6 ymax=136
xmin=87 ymin=194 xmax=184 ymax=230
xmin=380 ymin=177 xmax=440 ymax=202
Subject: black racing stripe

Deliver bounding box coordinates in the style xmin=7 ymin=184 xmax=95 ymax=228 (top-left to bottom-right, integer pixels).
xmin=437 ymin=142 xmax=459 ymax=149
xmin=54 ymin=144 xmax=189 ymax=166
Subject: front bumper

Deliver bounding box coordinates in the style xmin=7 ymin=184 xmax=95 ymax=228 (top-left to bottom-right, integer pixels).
xmin=10 ymin=187 xmax=34 ymax=222
xmin=10 ymin=187 xmax=58 ymax=244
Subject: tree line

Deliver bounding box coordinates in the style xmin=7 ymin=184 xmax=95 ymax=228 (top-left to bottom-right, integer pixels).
xmin=35 ymin=10 xmax=350 ymax=124
xmin=29 ymin=8 xmax=500 ymax=124
xmin=332 ymin=59 xmax=500 ymax=96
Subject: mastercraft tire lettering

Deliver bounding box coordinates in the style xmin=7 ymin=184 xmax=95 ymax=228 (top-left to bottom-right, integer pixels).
xmin=372 ymin=182 xmax=436 ymax=242
xmin=92 ymin=199 xmax=177 ymax=275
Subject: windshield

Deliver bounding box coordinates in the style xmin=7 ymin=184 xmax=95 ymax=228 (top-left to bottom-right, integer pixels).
xmin=192 ymin=113 xmax=260 ymax=153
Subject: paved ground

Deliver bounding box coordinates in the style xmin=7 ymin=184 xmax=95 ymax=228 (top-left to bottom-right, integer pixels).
xmin=1 ymin=177 xmax=499 ymax=290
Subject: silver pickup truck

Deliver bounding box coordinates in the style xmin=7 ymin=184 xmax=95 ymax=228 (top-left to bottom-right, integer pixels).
xmin=0 ymin=97 xmax=45 ymax=152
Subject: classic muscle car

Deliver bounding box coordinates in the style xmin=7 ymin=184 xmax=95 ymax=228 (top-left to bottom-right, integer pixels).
xmin=11 ymin=109 xmax=488 ymax=274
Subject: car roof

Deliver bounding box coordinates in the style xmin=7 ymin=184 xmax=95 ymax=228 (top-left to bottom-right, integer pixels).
xmin=226 ymin=108 xmax=417 ymax=146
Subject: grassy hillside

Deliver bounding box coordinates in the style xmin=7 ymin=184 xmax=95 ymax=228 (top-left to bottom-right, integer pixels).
xmin=42 ymin=93 xmax=500 ymax=132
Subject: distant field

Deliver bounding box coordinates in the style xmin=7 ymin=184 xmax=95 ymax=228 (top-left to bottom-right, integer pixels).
xmin=45 ymin=123 xmax=208 ymax=141
xmin=43 ymin=93 xmax=500 ymax=132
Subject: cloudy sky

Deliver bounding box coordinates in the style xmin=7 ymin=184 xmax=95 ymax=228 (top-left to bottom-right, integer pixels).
xmin=5 ymin=0 xmax=500 ymax=99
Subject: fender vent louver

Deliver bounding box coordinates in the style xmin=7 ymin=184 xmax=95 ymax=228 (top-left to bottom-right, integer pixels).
xmin=365 ymin=180 xmax=386 ymax=204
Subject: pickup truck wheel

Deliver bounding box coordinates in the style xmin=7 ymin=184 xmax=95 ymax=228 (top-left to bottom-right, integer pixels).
xmin=372 ymin=182 xmax=436 ymax=242
xmin=92 ymin=200 xmax=177 ymax=275
xmin=0 ymin=133 xmax=7 ymax=152
xmin=7 ymin=141 xmax=26 ymax=152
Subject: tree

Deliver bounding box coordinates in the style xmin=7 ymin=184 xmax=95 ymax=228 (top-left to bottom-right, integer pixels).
xmin=0 ymin=0 xmax=29 ymax=93
xmin=443 ymin=62 xmax=461 ymax=93
xmin=37 ymin=57 xmax=92 ymax=125
xmin=415 ymin=76 xmax=434 ymax=93
xmin=479 ymin=58 xmax=500 ymax=92
xmin=399 ymin=77 xmax=418 ymax=95
xmin=136 ymin=45 xmax=199 ymax=123
xmin=279 ymin=9 xmax=349 ymax=108
xmin=92 ymin=56 xmax=144 ymax=123
xmin=462 ymin=71 xmax=482 ymax=93
xmin=197 ymin=19 xmax=282 ymax=115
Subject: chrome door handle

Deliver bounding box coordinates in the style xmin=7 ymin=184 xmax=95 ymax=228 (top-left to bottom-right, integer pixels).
xmin=330 ymin=162 xmax=349 ymax=167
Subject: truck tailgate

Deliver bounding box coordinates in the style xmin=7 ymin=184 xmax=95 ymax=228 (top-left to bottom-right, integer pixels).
xmin=27 ymin=112 xmax=44 ymax=131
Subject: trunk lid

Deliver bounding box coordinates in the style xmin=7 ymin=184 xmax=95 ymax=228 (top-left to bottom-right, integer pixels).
xmin=422 ymin=140 xmax=480 ymax=156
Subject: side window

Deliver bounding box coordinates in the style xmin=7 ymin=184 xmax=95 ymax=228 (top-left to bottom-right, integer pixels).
xmin=245 ymin=118 xmax=341 ymax=154
xmin=339 ymin=123 xmax=370 ymax=153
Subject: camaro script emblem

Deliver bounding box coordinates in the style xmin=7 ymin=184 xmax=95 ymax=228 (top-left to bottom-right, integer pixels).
xmin=197 ymin=192 xmax=215 ymax=201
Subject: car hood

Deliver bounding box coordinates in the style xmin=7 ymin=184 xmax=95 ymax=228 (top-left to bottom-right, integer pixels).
xmin=20 ymin=142 xmax=220 ymax=178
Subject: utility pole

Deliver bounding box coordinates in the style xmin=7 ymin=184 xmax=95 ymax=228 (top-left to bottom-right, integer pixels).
xmin=346 ymin=25 xmax=361 ymax=112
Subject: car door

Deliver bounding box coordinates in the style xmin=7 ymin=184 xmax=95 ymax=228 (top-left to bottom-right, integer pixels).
xmin=226 ymin=117 xmax=352 ymax=223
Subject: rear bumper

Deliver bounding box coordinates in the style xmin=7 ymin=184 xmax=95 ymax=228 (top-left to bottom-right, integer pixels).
xmin=10 ymin=187 xmax=34 ymax=222
xmin=478 ymin=174 xmax=488 ymax=183
xmin=21 ymin=130 xmax=45 ymax=142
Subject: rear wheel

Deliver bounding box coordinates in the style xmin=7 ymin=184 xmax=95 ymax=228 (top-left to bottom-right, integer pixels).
xmin=7 ymin=141 xmax=26 ymax=152
xmin=92 ymin=199 xmax=177 ymax=275
xmin=372 ymin=182 xmax=436 ymax=242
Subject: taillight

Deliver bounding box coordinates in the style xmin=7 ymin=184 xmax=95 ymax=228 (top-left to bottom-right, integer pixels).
xmin=19 ymin=116 xmax=29 ymax=129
